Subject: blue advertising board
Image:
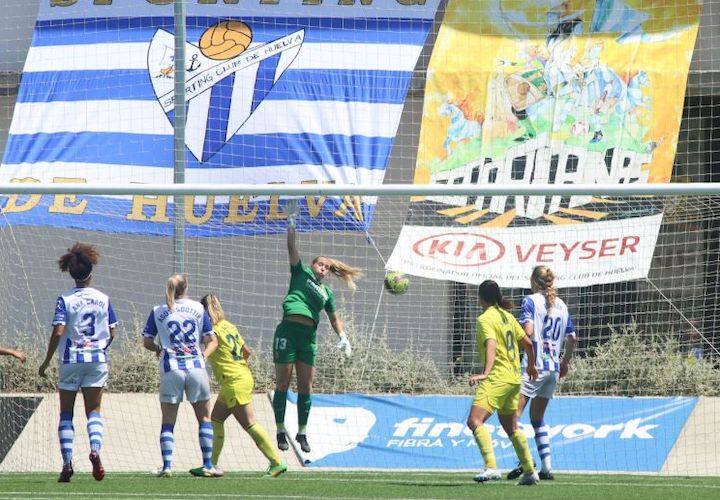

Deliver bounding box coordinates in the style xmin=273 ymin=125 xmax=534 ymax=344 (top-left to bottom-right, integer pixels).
xmin=279 ymin=393 xmax=696 ymax=472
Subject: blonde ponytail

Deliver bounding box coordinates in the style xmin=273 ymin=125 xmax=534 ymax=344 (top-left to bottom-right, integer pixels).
xmin=166 ymin=274 xmax=188 ymax=310
xmin=322 ymin=257 xmax=362 ymax=290
xmin=200 ymin=293 xmax=226 ymax=325
xmin=530 ymin=265 xmax=557 ymax=310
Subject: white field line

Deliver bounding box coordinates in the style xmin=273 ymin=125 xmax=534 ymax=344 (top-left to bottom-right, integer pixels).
xmin=1 ymin=479 xmax=720 ymax=500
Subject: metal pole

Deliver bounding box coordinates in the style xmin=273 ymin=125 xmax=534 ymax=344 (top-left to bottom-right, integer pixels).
xmin=4 ymin=182 xmax=720 ymax=197
xmin=173 ymin=0 xmax=186 ymax=274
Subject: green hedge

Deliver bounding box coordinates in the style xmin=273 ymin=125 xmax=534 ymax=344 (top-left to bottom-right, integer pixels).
xmin=1 ymin=319 xmax=718 ymax=396
xmin=560 ymin=321 xmax=720 ymax=396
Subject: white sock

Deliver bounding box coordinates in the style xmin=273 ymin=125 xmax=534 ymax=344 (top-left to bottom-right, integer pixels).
xmin=532 ymin=420 xmax=551 ymax=472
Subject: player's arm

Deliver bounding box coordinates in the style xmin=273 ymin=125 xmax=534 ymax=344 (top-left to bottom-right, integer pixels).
xmin=142 ymin=337 xmax=159 ymax=354
xmin=200 ymin=312 xmax=218 ymax=358
xmin=287 ymin=225 xmax=300 ymax=266
xmin=142 ymin=310 xmax=161 ymax=355
xmin=469 ymin=317 xmax=496 ymax=385
xmin=559 ymin=313 xmax=577 ymax=377
xmin=40 ymin=297 xmax=67 ymax=376
xmin=202 ymin=333 xmax=218 ymax=358
xmin=559 ymin=336 xmax=577 ymax=378
xmin=560 ymin=314 xmax=578 ymax=377
xmin=470 ymin=339 xmax=496 ymax=386
xmin=523 ymin=322 xmax=533 ymax=336
xmin=285 ymin=200 xmax=300 ymax=266
xmin=0 ymin=346 xmax=26 ymax=363
xmin=241 ymin=344 xmax=251 ymax=360
xmin=328 ymin=311 xmax=351 ymax=358
xmin=519 ymin=296 xmax=534 ymax=337
xmin=236 ymin=331 xmax=252 ymax=360
xmin=39 ymin=324 xmax=64 ymax=377
xmin=107 ymin=302 xmax=118 ymax=347
xmin=519 ymin=334 xmax=538 ymax=380
xmin=108 ymin=326 xmax=116 ymax=350
xmin=517 ymin=296 xmax=538 ymax=379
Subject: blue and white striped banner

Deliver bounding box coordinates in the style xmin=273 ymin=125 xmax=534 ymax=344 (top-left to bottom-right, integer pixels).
xmin=0 ymin=0 xmax=439 ymax=236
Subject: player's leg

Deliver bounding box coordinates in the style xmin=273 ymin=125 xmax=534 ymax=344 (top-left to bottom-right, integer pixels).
xmin=507 ymin=373 xmax=538 ymax=480
xmin=82 ymin=386 xmax=106 ymax=480
xmin=232 ymin=402 xmax=287 ymax=477
xmin=81 ymin=362 xmax=108 ymax=481
xmin=157 ymin=369 xmax=184 ymax=476
xmin=273 ymin=363 xmax=293 ymax=450
xmin=188 ymin=368 xmax=215 ymax=477
xmin=294 ymin=359 xmax=315 ymax=453
xmin=498 ymin=411 xmax=538 ymax=485
xmin=498 ymin=386 xmax=538 ymax=486
xmin=467 ymin=405 xmax=500 ymax=481
xmin=189 ymin=399 xmax=215 ymax=476
xmin=57 ymin=387 xmax=78 ymax=482
xmin=272 ymin=321 xmax=297 ymax=451
xmin=529 ymin=373 xmax=557 ymax=479
xmin=158 ymin=403 xmax=179 ymax=476
xmin=294 ymin=325 xmax=317 ymax=453
xmin=467 ymin=386 xmax=501 ymax=483
xmin=209 ymin=398 xmax=232 ymax=473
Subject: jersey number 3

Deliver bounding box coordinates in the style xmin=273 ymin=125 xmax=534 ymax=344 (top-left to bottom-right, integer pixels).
xmin=78 ymin=313 xmax=96 ymax=338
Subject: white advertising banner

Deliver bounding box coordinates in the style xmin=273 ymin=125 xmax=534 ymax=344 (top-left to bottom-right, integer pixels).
xmin=386 ymin=213 xmax=663 ymax=288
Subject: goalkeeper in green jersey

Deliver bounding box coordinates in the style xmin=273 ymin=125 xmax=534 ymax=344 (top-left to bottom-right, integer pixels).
xmin=272 ymin=200 xmax=361 ymax=454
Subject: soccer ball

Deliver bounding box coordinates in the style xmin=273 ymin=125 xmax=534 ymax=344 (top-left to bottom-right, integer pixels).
xmin=384 ymin=271 xmax=409 ymax=295
xmin=199 ymin=21 xmax=253 ymax=61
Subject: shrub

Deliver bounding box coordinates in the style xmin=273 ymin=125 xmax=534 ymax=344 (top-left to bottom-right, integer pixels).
xmin=560 ymin=320 xmax=720 ymax=396
xmin=2 ymin=317 xmax=718 ymax=397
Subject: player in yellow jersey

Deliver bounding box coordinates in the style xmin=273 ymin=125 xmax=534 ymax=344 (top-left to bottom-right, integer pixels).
xmin=197 ymin=293 xmax=287 ymax=477
xmin=467 ymin=280 xmax=539 ymax=486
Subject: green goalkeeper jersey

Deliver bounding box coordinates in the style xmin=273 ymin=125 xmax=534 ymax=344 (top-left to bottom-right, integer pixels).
xmin=282 ymin=261 xmax=336 ymax=325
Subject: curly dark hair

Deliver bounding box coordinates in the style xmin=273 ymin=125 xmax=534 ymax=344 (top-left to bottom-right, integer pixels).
xmin=58 ymin=242 xmax=100 ymax=282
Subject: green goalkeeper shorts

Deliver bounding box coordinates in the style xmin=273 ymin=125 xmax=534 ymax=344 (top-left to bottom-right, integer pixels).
xmin=273 ymin=320 xmax=317 ymax=366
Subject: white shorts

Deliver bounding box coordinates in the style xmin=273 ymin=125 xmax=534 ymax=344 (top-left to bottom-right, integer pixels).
xmin=58 ymin=362 xmax=108 ymax=391
xmin=520 ymin=370 xmax=559 ymax=400
xmin=159 ymin=368 xmax=211 ymax=404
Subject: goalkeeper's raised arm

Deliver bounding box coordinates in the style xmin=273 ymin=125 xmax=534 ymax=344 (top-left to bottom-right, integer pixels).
xmin=272 ymin=200 xmax=362 ymax=455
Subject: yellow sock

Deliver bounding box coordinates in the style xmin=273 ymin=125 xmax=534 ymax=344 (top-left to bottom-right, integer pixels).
xmin=472 ymin=425 xmax=496 ymax=468
xmin=509 ymin=429 xmax=535 ymax=473
xmin=211 ymin=419 xmax=224 ymax=467
xmin=247 ymin=423 xmax=280 ymax=466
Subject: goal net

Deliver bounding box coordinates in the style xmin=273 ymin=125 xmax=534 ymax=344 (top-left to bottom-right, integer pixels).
xmin=0 ymin=184 xmax=718 ymax=474
xmin=0 ymin=0 xmax=718 ymax=478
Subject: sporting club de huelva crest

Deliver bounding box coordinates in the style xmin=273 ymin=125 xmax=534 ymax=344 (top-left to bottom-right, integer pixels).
xmin=148 ymin=21 xmax=304 ymax=162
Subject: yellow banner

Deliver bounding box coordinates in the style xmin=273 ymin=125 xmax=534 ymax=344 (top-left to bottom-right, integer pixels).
xmin=389 ymin=1 xmax=702 ymax=287
xmin=416 ymin=0 xmax=700 ymax=187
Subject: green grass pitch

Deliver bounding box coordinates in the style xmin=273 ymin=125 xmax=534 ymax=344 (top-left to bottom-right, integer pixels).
xmin=1 ymin=472 xmax=720 ymax=499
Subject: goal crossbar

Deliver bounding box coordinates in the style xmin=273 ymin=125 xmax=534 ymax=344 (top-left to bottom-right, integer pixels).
xmin=1 ymin=183 xmax=720 ymax=197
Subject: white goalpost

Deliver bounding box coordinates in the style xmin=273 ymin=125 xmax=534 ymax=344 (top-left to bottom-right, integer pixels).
xmin=0 ymin=0 xmax=719 ymax=481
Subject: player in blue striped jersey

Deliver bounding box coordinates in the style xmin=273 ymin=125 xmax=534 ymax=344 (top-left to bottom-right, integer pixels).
xmin=507 ymin=266 xmax=577 ymax=481
xmin=39 ymin=243 xmax=117 ymax=483
xmin=142 ymin=274 xmax=218 ymax=477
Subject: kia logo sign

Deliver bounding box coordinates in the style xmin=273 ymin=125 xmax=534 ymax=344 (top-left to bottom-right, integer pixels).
xmin=412 ymin=232 xmax=505 ymax=267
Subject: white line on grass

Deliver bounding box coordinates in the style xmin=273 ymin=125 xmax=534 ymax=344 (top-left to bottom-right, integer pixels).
xmin=0 ymin=494 xmax=439 ymax=500
xmin=2 ymin=480 xmax=720 ymax=500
